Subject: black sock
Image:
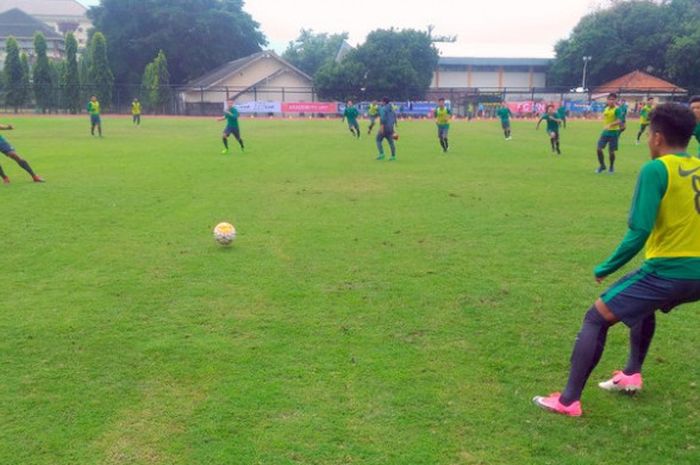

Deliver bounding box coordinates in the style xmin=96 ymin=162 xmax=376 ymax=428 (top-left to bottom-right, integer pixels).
xmin=560 ymin=307 xmax=611 ymax=405
xmin=222 ymin=137 xmax=229 ymax=149
xmin=439 ymin=138 xmax=446 ymax=150
xmin=597 ymin=150 xmax=606 ymax=168
xmin=624 ymin=313 xmax=655 ymax=375
xmin=556 ymin=139 xmax=561 ymax=153
xmin=0 ymin=164 xmax=6 ymax=178
xmin=550 ymin=139 xmax=555 ymax=151
xmin=16 ymin=158 xmax=36 ymax=177
xmin=238 ymin=138 xmax=244 ymax=149
xmin=637 ymin=131 xmax=642 ymax=142
xmin=609 ymin=151 xmax=615 ymax=170
xmin=444 ymin=138 xmax=449 ymax=150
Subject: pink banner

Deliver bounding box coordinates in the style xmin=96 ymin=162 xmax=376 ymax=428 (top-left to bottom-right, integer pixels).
xmin=507 ymin=101 xmax=558 ymax=114
xmin=282 ymin=102 xmax=339 ymax=114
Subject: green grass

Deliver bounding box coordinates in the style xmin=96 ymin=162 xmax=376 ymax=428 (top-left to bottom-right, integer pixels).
xmin=0 ymin=115 xmax=698 ymax=465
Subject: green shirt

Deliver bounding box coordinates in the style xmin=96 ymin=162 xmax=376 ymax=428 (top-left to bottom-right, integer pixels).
xmin=539 ymin=114 xmax=560 ymax=133
xmin=556 ymin=106 xmax=567 ymax=121
xmin=496 ymin=107 xmax=512 ymax=122
xmin=87 ymin=101 xmax=100 ymax=115
xmin=595 ymin=154 xmax=700 ymax=279
xmin=344 ymin=106 xmax=359 ymax=123
xmin=694 ymin=123 xmax=700 ymax=156
xmin=639 ymin=105 xmax=653 ymax=124
xmin=225 ymin=106 xmax=239 ymax=129
xmin=619 ymin=103 xmax=628 ymax=122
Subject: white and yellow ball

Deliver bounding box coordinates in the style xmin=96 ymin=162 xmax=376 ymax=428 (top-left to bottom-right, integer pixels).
xmin=213 ymin=222 xmax=236 ymax=246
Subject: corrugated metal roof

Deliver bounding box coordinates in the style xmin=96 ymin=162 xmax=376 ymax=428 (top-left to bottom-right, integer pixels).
xmin=0 ymin=8 xmax=62 ymax=38
xmin=439 ymin=57 xmax=552 ymax=67
xmin=0 ymin=0 xmax=87 ymax=17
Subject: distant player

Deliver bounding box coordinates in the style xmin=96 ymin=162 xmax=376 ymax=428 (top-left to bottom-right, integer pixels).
xmin=87 ymin=95 xmax=102 ymax=137
xmin=132 ymin=98 xmax=141 ymax=125
xmin=434 ymin=98 xmax=452 ymax=153
xmin=217 ymin=98 xmax=244 ymax=154
xmin=595 ymin=93 xmax=623 ymax=174
xmin=556 ymin=104 xmax=567 ymax=128
xmin=533 ymin=103 xmax=700 ymax=417
xmin=690 ymin=95 xmax=700 ymax=156
xmin=536 ymin=105 xmax=563 ymax=154
xmin=496 ymin=103 xmax=513 ymax=140
xmin=0 ymin=123 xmax=44 ymax=183
xmin=342 ymin=100 xmax=360 ymax=138
xmin=636 ymin=97 xmax=654 ymax=145
xmin=618 ymin=99 xmax=629 ymax=133
xmin=367 ymin=101 xmax=379 ymax=135
xmin=376 ymin=97 xmax=397 ymax=161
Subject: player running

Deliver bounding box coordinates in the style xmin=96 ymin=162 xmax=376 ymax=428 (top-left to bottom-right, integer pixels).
xmin=342 ymin=100 xmax=360 ymax=138
xmin=536 ymin=105 xmax=563 ymax=154
xmin=367 ymin=101 xmax=380 ymax=135
xmin=0 ymin=123 xmax=45 ymax=183
xmin=217 ymin=98 xmax=244 ymax=154
xmin=87 ymin=95 xmax=102 ymax=137
xmin=132 ymin=98 xmax=141 ymax=125
xmin=376 ymin=97 xmax=397 ymax=161
xmin=533 ymin=103 xmax=700 ymax=417
xmin=690 ymin=95 xmax=700 ymax=156
xmin=595 ymin=93 xmax=623 ymax=174
xmin=496 ymin=103 xmax=513 ymax=140
xmin=434 ymin=98 xmax=452 ymax=153
xmin=636 ymin=97 xmax=654 ymax=145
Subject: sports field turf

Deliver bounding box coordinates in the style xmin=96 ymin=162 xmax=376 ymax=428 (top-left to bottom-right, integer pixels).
xmin=1 ymin=116 xmax=698 ymax=465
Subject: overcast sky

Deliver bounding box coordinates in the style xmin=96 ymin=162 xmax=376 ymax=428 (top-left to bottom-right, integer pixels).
xmin=79 ymin=0 xmax=611 ymax=58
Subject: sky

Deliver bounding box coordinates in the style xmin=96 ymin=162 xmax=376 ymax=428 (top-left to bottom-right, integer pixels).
xmin=78 ymin=0 xmax=611 ymax=58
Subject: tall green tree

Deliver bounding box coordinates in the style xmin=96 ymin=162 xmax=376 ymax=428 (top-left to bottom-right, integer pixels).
xmin=63 ymin=32 xmax=81 ymax=113
xmin=3 ymin=37 xmax=26 ymax=112
xmin=20 ymin=52 xmax=31 ymax=109
xmin=283 ymin=29 xmax=349 ymax=77
xmin=49 ymin=60 xmax=64 ymax=112
xmin=88 ymin=32 xmax=114 ymax=108
xmin=33 ymin=32 xmax=53 ymax=113
xmin=141 ymin=50 xmax=171 ymax=113
xmin=315 ymin=28 xmax=438 ymax=101
xmin=87 ymin=0 xmax=267 ymax=85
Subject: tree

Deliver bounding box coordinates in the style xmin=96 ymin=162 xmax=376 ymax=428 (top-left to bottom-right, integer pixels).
xmin=3 ymin=37 xmax=26 ymax=112
xmin=141 ymin=50 xmax=171 ymax=113
xmin=63 ymin=32 xmax=81 ymax=113
xmin=282 ymin=29 xmax=349 ymax=77
xmin=87 ymin=0 xmax=267 ymax=86
xmin=20 ymin=53 xmax=31 ymax=108
xmin=49 ymin=60 xmax=64 ymax=112
xmin=314 ymin=28 xmax=439 ymax=101
xmin=33 ymin=33 xmax=53 ymax=113
xmin=88 ymin=32 xmax=114 ymax=108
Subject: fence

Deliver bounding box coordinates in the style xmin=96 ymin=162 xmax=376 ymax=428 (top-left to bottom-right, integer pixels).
xmin=0 ymin=84 xmax=689 ymax=117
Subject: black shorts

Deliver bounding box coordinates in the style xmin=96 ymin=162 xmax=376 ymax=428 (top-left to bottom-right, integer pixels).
xmin=601 ymin=269 xmax=700 ymax=327
xmin=597 ymin=133 xmax=619 ymax=151
xmin=224 ymin=126 xmax=240 ymax=138
xmin=0 ymin=139 xmax=14 ymax=155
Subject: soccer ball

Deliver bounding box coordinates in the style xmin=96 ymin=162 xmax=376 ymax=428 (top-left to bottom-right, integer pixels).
xmin=213 ymin=222 xmax=236 ymax=245
xmin=392 ymin=132 xmax=399 ymax=141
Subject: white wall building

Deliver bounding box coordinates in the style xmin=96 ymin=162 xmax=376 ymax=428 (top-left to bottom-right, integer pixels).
xmin=0 ymin=0 xmax=91 ymax=48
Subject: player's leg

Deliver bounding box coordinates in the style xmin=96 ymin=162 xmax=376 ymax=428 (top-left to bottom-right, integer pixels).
xmin=549 ymin=132 xmax=556 ymax=152
xmin=375 ymin=133 xmax=385 ymax=160
xmin=0 ymin=162 xmax=8 ymax=183
xmin=596 ymin=137 xmax=608 ymax=173
xmin=388 ymin=132 xmax=396 ymax=160
xmin=4 ymin=149 xmax=44 ymax=182
xmin=232 ymin=128 xmax=244 ymax=150
xmin=91 ymin=116 xmax=96 ymax=135
xmin=443 ymin=127 xmax=449 ymax=152
xmin=97 ymin=117 xmax=102 ymax=137
xmin=354 ymin=121 xmax=361 ymax=138
xmin=636 ymin=124 xmax=647 ymax=144
xmin=555 ymin=132 xmax=561 ymax=154
xmin=437 ymin=127 xmax=445 ymax=151
xmin=608 ymin=136 xmax=618 ymax=173
xmin=368 ymin=117 xmax=375 ymax=134
xmin=221 ymin=129 xmax=230 ymax=153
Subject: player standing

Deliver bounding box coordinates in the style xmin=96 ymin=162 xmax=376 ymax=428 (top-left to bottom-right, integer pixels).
xmin=0 ymin=123 xmax=44 ymax=183
xmin=132 ymin=98 xmax=141 ymax=125
xmin=533 ymin=103 xmax=700 ymax=417
xmin=342 ymin=100 xmax=360 ymax=138
xmin=496 ymin=103 xmax=513 ymax=140
xmin=376 ymin=97 xmax=397 ymax=161
xmin=636 ymin=97 xmax=654 ymax=145
xmin=595 ymin=93 xmax=623 ymax=174
xmin=217 ymin=98 xmax=244 ymax=154
xmin=536 ymin=105 xmax=563 ymax=154
xmin=367 ymin=101 xmax=379 ymax=135
xmin=87 ymin=95 xmax=102 ymax=137
xmin=434 ymin=98 xmax=452 ymax=153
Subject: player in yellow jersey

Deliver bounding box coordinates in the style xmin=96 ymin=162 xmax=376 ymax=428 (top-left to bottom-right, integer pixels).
xmin=132 ymin=98 xmax=141 ymax=126
xmin=595 ymin=93 xmax=623 ymax=173
xmin=434 ymin=98 xmax=452 ymax=153
xmin=367 ymin=101 xmax=380 ymax=135
xmin=636 ymin=97 xmax=654 ymax=145
xmin=534 ymin=103 xmax=700 ymax=417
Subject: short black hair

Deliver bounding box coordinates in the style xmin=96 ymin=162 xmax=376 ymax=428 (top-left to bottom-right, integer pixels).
xmin=608 ymin=93 xmax=617 ymax=99
xmin=689 ymin=95 xmax=700 ymax=105
xmin=438 ymin=97 xmax=445 ymax=102
xmin=649 ymin=103 xmax=696 ymax=147
xmin=382 ymin=97 xmax=390 ymax=104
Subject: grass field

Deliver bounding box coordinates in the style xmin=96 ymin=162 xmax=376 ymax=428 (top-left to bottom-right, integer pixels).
xmin=1 ymin=115 xmax=698 ymax=465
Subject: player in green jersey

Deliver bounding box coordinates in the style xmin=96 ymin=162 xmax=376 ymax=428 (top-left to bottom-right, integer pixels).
xmin=0 ymin=123 xmax=44 ymax=183
xmin=533 ymin=103 xmax=700 ymax=417
xmin=618 ymin=99 xmax=629 ymax=134
xmin=536 ymin=105 xmax=563 ymax=154
xmin=496 ymin=103 xmax=513 ymax=140
xmin=556 ymin=104 xmax=567 ymax=128
xmin=342 ymin=100 xmax=360 ymax=138
xmin=87 ymin=96 xmax=102 ymax=137
xmin=434 ymin=98 xmax=452 ymax=153
xmin=217 ymin=98 xmax=244 ymax=154
xmin=690 ymin=96 xmax=700 ymax=157
xmin=376 ymin=97 xmax=397 ymax=161
xmin=367 ymin=101 xmax=380 ymax=135
xmin=596 ymin=93 xmax=624 ymax=174
xmin=636 ymin=97 xmax=654 ymax=145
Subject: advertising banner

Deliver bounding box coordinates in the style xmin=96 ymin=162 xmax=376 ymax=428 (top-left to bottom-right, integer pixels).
xmin=235 ymin=101 xmax=282 ymax=113
xmin=282 ymin=102 xmax=339 ymax=114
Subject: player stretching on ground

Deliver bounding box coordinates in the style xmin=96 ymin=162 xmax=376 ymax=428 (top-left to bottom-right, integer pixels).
xmin=434 ymin=98 xmax=452 ymax=153
xmin=636 ymin=97 xmax=654 ymax=145
xmin=0 ymin=123 xmax=44 ymax=183
xmin=343 ymin=100 xmax=360 ymax=138
xmin=533 ymin=103 xmax=700 ymax=417
xmin=87 ymin=95 xmax=102 ymax=137
xmin=367 ymin=101 xmax=379 ymax=135
xmin=376 ymin=97 xmax=397 ymax=161
xmin=536 ymin=105 xmax=563 ymax=154
xmin=496 ymin=103 xmax=513 ymax=140
xmin=132 ymin=98 xmax=141 ymax=125
xmin=595 ymin=93 xmax=623 ymax=174
xmin=218 ymin=98 xmax=244 ymax=154
xmin=690 ymin=95 xmax=700 ymax=157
